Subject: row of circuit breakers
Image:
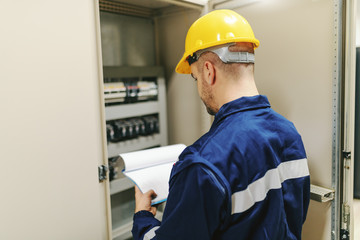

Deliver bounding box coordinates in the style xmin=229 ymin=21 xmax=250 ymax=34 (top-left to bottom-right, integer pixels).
xmin=104 ymin=77 xmax=160 ymax=142
xmin=104 ymin=77 xmax=158 ymax=105
xmin=106 ymin=114 xmax=159 ymax=143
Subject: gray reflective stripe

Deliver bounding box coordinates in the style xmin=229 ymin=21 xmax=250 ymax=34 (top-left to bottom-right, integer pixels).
xmin=143 ymin=226 xmax=160 ymax=240
xmin=196 ymin=42 xmax=255 ymax=64
xmin=231 ymin=158 xmax=309 ymax=214
xmin=212 ymin=47 xmax=255 ymax=63
xmin=224 ymin=51 xmax=255 ymax=63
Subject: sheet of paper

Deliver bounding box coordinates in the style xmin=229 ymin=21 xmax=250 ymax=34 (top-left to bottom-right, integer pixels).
xmin=124 ymin=161 xmax=175 ymax=204
xmin=120 ymin=144 xmax=186 ymax=172
xmin=120 ymin=144 xmax=186 ymax=205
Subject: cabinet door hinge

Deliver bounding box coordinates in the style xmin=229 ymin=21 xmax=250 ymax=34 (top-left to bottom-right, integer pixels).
xmin=340 ymin=203 xmax=350 ymax=240
xmin=98 ymin=165 xmax=108 ymax=182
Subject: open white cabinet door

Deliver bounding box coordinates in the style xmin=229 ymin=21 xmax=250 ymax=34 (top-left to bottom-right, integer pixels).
xmin=207 ymin=0 xmax=356 ymax=239
xmin=0 ymin=0 xmax=111 ymax=239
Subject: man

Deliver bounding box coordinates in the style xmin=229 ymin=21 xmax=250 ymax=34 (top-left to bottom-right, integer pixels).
xmin=132 ymin=9 xmax=310 ymax=240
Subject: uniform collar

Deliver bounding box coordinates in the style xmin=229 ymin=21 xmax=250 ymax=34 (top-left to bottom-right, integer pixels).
xmin=213 ymin=95 xmax=271 ymax=125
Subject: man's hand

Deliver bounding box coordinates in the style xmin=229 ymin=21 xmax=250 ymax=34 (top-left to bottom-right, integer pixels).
xmin=134 ymin=186 xmax=158 ymax=216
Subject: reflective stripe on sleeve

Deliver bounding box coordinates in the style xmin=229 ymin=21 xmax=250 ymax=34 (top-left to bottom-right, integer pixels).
xmin=231 ymin=158 xmax=309 ymax=214
xmin=144 ymin=226 xmax=160 ymax=240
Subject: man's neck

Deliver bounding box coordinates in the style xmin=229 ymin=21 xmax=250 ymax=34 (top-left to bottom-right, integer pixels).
xmin=215 ymin=77 xmax=259 ymax=110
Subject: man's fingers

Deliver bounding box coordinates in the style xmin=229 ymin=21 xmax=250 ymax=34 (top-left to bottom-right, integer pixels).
xmin=135 ymin=186 xmax=157 ymax=197
xmin=145 ymin=189 xmax=157 ymax=199
xmin=135 ymin=187 xmax=157 ymax=201
xmin=134 ymin=187 xmax=158 ymax=215
xmin=134 ymin=186 xmax=143 ymax=200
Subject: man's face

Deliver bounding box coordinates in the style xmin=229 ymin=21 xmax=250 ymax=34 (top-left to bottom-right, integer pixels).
xmin=190 ymin=62 xmax=217 ymax=116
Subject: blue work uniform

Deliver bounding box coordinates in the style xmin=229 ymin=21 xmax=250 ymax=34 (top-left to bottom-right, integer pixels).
xmin=132 ymin=95 xmax=310 ymax=240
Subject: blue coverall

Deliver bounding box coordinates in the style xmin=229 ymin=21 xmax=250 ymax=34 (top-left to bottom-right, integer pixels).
xmin=133 ymin=95 xmax=310 ymax=240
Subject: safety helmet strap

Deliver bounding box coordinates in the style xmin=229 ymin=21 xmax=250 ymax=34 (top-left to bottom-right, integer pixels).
xmin=191 ymin=43 xmax=255 ymax=65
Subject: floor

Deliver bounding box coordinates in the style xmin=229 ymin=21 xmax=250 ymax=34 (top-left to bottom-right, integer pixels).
xmin=354 ymin=198 xmax=360 ymax=240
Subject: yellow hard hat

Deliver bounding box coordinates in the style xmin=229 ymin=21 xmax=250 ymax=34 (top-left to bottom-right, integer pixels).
xmin=175 ymin=9 xmax=260 ymax=74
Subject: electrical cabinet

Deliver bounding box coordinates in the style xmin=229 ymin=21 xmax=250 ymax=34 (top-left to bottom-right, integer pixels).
xmin=98 ymin=1 xmax=200 ymax=239
xmin=103 ymin=66 xmax=168 ymax=239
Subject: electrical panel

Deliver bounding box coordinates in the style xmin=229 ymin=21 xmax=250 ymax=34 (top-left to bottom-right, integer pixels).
xmin=104 ymin=77 xmax=158 ymax=105
xmin=103 ymin=66 xmax=168 ymax=240
xmin=106 ymin=114 xmax=159 ymax=143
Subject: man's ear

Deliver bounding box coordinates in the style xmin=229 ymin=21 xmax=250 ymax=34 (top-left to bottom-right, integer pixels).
xmin=203 ymin=61 xmax=216 ymax=85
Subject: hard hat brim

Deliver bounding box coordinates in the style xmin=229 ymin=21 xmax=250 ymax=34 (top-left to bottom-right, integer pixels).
xmin=175 ymin=53 xmax=192 ymax=74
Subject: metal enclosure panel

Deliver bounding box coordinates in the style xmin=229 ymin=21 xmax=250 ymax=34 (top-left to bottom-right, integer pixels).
xmin=100 ymin=12 xmax=156 ymax=66
xmin=230 ymin=1 xmax=334 ymax=239
xmin=0 ymin=0 xmax=110 ymax=239
xmin=101 ymin=65 xmax=168 ymax=237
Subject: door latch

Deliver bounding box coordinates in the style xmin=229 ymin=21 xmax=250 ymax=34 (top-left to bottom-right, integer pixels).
xmin=342 ymin=151 xmax=351 ymax=159
xmin=98 ymin=165 xmax=108 ymax=182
